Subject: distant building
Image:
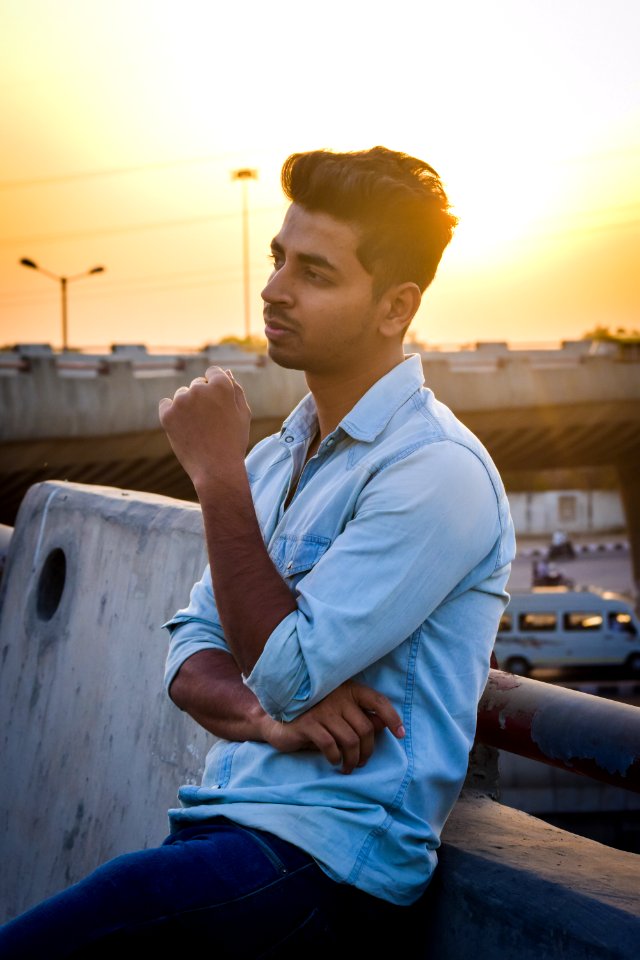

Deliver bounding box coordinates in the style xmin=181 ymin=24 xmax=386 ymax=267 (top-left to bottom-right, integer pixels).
xmin=507 ymin=489 xmax=626 ymax=536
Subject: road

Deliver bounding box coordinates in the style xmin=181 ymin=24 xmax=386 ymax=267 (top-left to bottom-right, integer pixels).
xmin=507 ymin=541 xmax=634 ymax=599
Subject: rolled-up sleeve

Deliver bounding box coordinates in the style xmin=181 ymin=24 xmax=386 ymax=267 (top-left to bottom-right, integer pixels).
xmin=163 ymin=565 xmax=230 ymax=691
xmin=245 ymin=440 xmax=503 ymax=721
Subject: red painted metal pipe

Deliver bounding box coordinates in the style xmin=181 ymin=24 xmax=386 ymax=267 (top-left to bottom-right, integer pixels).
xmin=477 ymin=669 xmax=640 ymax=793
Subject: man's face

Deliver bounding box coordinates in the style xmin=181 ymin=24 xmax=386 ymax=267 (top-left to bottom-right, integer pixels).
xmin=261 ymin=204 xmax=385 ymax=376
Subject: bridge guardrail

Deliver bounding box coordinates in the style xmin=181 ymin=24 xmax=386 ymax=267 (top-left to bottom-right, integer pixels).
xmin=477 ymin=668 xmax=640 ymax=793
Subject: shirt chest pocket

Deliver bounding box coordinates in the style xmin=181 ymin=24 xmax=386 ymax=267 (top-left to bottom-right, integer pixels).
xmin=269 ymin=533 xmax=332 ymax=588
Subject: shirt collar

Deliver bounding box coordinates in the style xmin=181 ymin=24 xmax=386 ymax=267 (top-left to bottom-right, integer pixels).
xmin=280 ymin=354 xmax=425 ymax=444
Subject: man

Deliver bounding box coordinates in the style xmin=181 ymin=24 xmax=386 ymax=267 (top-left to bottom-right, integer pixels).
xmin=0 ymin=147 xmax=515 ymax=956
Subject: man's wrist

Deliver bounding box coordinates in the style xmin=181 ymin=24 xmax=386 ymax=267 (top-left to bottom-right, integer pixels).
xmin=193 ymin=459 xmax=249 ymax=503
xmin=249 ymin=698 xmax=276 ymax=741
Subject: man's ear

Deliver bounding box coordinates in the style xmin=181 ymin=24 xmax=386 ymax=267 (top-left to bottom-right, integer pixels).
xmin=378 ymin=283 xmax=422 ymax=338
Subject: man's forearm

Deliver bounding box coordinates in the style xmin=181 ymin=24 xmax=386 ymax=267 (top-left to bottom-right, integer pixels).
xmin=159 ymin=367 xmax=296 ymax=676
xmin=195 ymin=466 xmax=297 ymax=675
xmin=169 ymin=649 xmax=406 ymax=773
xmin=169 ymin=649 xmax=270 ymax=740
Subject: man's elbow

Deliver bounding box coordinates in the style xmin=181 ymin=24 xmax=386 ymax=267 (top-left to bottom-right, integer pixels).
xmin=167 ymin=664 xmax=190 ymax=710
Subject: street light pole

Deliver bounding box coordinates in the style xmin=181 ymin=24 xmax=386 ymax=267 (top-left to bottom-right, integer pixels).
xmin=19 ymin=258 xmax=105 ymax=351
xmin=231 ymin=168 xmax=258 ymax=340
xmin=61 ymin=276 xmax=68 ymax=352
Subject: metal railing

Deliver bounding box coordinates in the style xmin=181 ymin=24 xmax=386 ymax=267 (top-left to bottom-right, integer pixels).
xmin=477 ymin=668 xmax=640 ymax=793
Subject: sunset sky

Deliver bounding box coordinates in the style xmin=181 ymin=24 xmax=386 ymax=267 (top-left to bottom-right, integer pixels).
xmin=1 ymin=0 xmax=638 ymax=351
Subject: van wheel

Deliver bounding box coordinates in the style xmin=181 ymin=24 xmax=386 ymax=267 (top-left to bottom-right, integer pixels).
xmin=626 ymin=653 xmax=640 ymax=676
xmin=506 ymin=656 xmax=530 ymax=677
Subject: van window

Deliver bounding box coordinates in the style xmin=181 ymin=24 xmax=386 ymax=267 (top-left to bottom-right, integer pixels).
xmin=608 ymin=612 xmax=637 ymax=635
xmin=498 ymin=613 xmax=512 ymax=632
xmin=564 ymin=612 xmax=603 ymax=631
xmin=519 ymin=612 xmax=557 ymax=631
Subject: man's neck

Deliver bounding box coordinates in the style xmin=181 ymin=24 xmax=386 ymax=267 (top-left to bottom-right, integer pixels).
xmin=305 ymin=349 xmax=406 ymax=440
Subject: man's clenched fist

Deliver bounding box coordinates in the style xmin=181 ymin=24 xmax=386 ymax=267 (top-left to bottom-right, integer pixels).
xmin=159 ymin=366 xmax=251 ymax=491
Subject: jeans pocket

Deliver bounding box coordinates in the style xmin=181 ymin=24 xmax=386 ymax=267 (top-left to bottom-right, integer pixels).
xmin=237 ymin=826 xmax=289 ymax=875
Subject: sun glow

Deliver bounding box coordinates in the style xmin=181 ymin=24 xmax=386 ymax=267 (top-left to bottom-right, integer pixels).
xmin=1 ymin=0 xmax=638 ymax=349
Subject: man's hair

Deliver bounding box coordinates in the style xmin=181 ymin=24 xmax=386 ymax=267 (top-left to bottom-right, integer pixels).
xmin=281 ymin=146 xmax=458 ymax=297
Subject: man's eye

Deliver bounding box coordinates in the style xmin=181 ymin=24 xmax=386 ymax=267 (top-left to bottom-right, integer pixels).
xmin=305 ymin=269 xmax=327 ymax=283
xmin=267 ymin=253 xmax=282 ymax=269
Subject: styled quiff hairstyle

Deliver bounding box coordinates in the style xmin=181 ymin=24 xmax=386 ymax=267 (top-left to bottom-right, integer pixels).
xmin=281 ymin=146 xmax=457 ymax=298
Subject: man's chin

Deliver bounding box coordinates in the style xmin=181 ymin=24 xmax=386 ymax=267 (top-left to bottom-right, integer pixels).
xmin=266 ymin=342 xmax=304 ymax=371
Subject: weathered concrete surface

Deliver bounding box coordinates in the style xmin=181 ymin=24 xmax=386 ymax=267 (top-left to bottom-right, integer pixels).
xmin=0 ymin=481 xmax=211 ymax=921
xmin=0 ymin=351 xmax=306 ymax=524
xmin=426 ymin=793 xmax=640 ymax=959
xmin=0 ymin=350 xmax=307 ymax=441
xmin=0 ymin=481 xmax=638 ymax=958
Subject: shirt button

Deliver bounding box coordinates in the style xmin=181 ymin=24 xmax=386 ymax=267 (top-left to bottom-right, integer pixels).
xmin=326 ymin=438 xmax=335 ymax=447
xmin=285 ymin=436 xmax=294 ymax=443
xmin=287 ymin=561 xmax=293 ymax=570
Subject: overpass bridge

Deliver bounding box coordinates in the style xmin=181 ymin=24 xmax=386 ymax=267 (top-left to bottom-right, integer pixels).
xmin=1 ymin=339 xmax=639 ymax=589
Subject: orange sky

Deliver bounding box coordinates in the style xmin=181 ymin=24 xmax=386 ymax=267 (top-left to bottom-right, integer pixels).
xmin=1 ymin=0 xmax=638 ymax=351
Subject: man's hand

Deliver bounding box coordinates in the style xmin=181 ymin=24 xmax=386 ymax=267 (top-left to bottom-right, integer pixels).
xmin=261 ymin=680 xmax=406 ymax=774
xmin=158 ymin=366 xmax=251 ymax=491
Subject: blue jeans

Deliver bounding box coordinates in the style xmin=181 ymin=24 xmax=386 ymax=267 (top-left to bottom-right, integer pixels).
xmin=0 ymin=818 xmax=411 ymax=958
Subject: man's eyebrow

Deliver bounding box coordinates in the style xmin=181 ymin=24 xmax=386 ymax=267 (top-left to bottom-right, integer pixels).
xmin=270 ymin=238 xmax=340 ymax=273
xmin=298 ymin=252 xmax=339 ymax=273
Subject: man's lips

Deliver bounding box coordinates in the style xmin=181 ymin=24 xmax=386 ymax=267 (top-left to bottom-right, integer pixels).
xmin=264 ymin=312 xmax=296 ymax=337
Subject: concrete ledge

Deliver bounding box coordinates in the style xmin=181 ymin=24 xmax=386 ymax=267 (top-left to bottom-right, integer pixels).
xmin=426 ymin=792 xmax=640 ymax=959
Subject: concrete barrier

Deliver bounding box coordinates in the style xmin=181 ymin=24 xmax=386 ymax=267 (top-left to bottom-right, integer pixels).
xmin=0 ymin=481 xmax=638 ymax=954
xmin=0 ymin=481 xmax=211 ymax=921
xmin=423 ymin=793 xmax=640 ymax=959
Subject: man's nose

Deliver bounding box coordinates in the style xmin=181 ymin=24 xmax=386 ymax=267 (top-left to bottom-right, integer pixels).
xmin=261 ymin=266 xmax=293 ymax=305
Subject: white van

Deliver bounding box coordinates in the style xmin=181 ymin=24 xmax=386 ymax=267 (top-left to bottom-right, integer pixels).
xmin=494 ymin=587 xmax=640 ymax=676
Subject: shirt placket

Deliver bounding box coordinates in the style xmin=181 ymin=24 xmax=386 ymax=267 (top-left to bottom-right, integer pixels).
xmin=277 ymin=431 xmax=309 ymax=522
xmin=276 ymin=431 xmax=341 ymax=526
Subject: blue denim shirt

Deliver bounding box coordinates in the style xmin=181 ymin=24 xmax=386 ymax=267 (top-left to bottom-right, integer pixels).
xmin=163 ymin=354 xmax=515 ymax=905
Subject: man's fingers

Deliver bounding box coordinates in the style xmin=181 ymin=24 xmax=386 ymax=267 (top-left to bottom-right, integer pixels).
xmin=314 ymin=712 xmax=378 ymax=774
xmin=353 ymin=685 xmax=405 ymax=738
xmin=281 ymin=682 xmax=404 ymax=775
xmin=225 ymin=369 xmax=251 ymax=413
xmin=307 ymin=723 xmax=343 ymax=767
xmin=158 ymin=370 xmax=240 ymax=423
xmin=158 ymin=396 xmax=173 ymax=424
xmin=342 ymin=704 xmax=376 ymax=767
xmin=205 ymin=365 xmax=228 ymax=382
xmin=332 ymin=719 xmax=364 ymax=774
xmin=159 ymin=385 xmax=189 ymax=425
xmin=304 ymin=716 xmax=367 ymax=773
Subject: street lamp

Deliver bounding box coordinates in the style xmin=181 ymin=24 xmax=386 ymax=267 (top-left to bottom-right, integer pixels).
xmin=231 ymin=168 xmax=258 ymax=339
xmin=19 ymin=258 xmax=105 ymax=351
